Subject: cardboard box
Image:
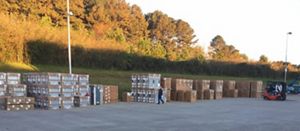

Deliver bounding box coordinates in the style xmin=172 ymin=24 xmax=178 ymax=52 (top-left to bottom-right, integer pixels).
xmin=184 ymin=90 xmax=197 ymax=103
xmin=3 ymin=104 xmax=34 ymax=111
xmin=122 ymin=92 xmax=133 ymax=102
xmin=171 ymin=79 xmax=193 ymax=91
xmin=223 ymin=80 xmax=236 ymax=97
xmin=176 ymin=90 xmax=185 ymax=101
xmin=171 ymin=90 xmax=177 ymax=101
xmin=161 ymin=77 xmax=172 ymax=89
xmin=227 ymin=89 xmax=238 ymax=98
xmin=250 ymin=81 xmax=263 ymax=98
xmin=236 ymin=81 xmax=251 ymax=97
xmin=193 ymin=80 xmax=210 ymax=100
xmin=204 ymin=89 xmax=214 ymax=100
xmin=210 ymin=80 xmax=223 ymax=93
xmin=214 ymin=92 xmax=223 ymax=100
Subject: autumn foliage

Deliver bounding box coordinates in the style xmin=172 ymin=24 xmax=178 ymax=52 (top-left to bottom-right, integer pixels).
xmin=0 ymin=0 xmax=299 ymax=79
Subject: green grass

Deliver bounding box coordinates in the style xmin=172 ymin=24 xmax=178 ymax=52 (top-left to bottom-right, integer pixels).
xmin=1 ymin=62 xmax=273 ymax=97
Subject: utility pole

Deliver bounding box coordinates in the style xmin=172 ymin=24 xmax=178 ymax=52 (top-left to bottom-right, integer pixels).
xmin=67 ymin=0 xmax=72 ymax=74
xmin=284 ymin=32 xmax=292 ymax=82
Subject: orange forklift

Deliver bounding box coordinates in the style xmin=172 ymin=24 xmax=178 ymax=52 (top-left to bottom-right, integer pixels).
xmin=263 ymin=81 xmax=287 ymax=101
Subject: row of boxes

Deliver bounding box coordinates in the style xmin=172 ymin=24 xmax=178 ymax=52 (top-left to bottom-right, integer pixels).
xmin=0 ymin=96 xmax=35 ymax=111
xmin=22 ymin=73 xmax=89 ymax=86
xmin=0 ymin=73 xmax=21 ymax=85
xmin=131 ymin=74 xmax=161 ymax=89
xmin=23 ymin=73 xmax=90 ymax=110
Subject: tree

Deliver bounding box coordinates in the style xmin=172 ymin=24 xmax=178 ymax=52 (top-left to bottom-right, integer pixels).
xmin=259 ymin=55 xmax=268 ymax=63
xmin=209 ymin=35 xmax=248 ymax=62
xmin=145 ymin=11 xmax=198 ymax=61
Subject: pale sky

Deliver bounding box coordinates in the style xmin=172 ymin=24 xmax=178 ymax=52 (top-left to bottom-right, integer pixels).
xmin=126 ymin=0 xmax=300 ymax=65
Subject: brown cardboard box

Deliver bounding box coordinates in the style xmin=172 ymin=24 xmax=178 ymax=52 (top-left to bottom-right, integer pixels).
xmin=214 ymin=92 xmax=223 ymax=100
xmin=5 ymin=97 xmax=35 ymax=105
xmin=227 ymin=89 xmax=238 ymax=98
xmin=193 ymin=80 xmax=210 ymax=100
xmin=122 ymin=92 xmax=133 ymax=102
xmin=184 ymin=90 xmax=197 ymax=103
xmin=250 ymin=81 xmax=263 ymax=98
xmin=223 ymin=80 xmax=236 ymax=97
xmin=161 ymin=77 xmax=172 ymax=89
xmin=236 ymin=81 xmax=251 ymax=97
xmin=103 ymin=85 xmax=118 ymax=104
xmin=176 ymin=90 xmax=185 ymax=101
xmin=165 ymin=88 xmax=171 ymax=102
xmin=210 ymin=80 xmax=223 ymax=92
xmin=171 ymin=90 xmax=177 ymax=101
xmin=4 ymin=104 xmax=34 ymax=111
xmin=204 ymin=89 xmax=214 ymax=100
xmin=171 ymin=79 xmax=193 ymax=91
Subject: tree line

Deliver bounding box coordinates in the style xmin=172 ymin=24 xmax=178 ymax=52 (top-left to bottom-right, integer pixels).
xmin=0 ymin=0 xmax=299 ymax=79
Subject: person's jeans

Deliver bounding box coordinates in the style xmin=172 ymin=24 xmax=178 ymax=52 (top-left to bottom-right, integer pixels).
xmin=158 ymin=96 xmax=164 ymax=104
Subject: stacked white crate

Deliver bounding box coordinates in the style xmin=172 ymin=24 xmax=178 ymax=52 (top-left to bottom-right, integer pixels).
xmin=23 ymin=73 xmax=62 ymax=110
xmin=23 ymin=73 xmax=90 ymax=109
xmin=74 ymin=75 xmax=90 ymax=107
xmin=0 ymin=72 xmax=31 ymax=111
xmin=131 ymin=74 xmax=162 ymax=104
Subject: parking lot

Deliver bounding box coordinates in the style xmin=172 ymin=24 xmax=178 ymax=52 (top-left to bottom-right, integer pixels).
xmin=0 ymin=95 xmax=299 ymax=131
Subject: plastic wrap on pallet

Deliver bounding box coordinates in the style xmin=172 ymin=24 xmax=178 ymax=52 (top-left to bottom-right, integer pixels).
xmin=6 ymin=73 xmax=21 ymax=85
xmin=0 ymin=72 xmax=6 ymax=85
xmin=6 ymin=84 xmax=27 ymax=97
xmin=0 ymin=85 xmax=7 ymax=96
xmin=75 ymin=85 xmax=89 ymax=97
xmin=78 ymin=74 xmax=89 ymax=85
xmin=22 ymin=73 xmax=61 ymax=85
xmin=61 ymin=97 xmax=74 ymax=109
xmin=61 ymin=74 xmax=78 ymax=85
xmin=74 ymin=96 xmax=90 ymax=107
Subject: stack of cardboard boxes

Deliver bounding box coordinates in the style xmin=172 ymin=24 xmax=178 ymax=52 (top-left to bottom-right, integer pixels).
xmin=103 ymin=85 xmax=118 ymax=104
xmin=250 ymin=81 xmax=263 ymax=98
xmin=161 ymin=77 xmax=172 ymax=102
xmin=223 ymin=80 xmax=238 ymax=98
xmin=171 ymin=78 xmax=196 ymax=102
xmin=22 ymin=73 xmax=90 ymax=110
xmin=0 ymin=73 xmax=34 ymax=111
xmin=193 ymin=80 xmax=210 ymax=100
xmin=210 ymin=80 xmax=224 ymax=100
xmin=131 ymin=74 xmax=162 ymax=104
xmin=236 ymin=81 xmax=251 ymax=97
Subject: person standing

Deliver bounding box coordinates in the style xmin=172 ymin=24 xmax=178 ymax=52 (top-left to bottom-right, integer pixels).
xmin=157 ymin=88 xmax=164 ymax=104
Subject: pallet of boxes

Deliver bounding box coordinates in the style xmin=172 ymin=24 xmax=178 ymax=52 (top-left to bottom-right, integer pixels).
xmin=223 ymin=80 xmax=238 ymax=98
xmin=235 ymin=80 xmax=263 ymax=98
xmin=171 ymin=78 xmax=196 ymax=103
xmin=130 ymin=74 xmax=163 ymax=104
xmin=0 ymin=73 xmax=34 ymax=111
xmin=22 ymin=73 xmax=90 ymax=110
xmin=193 ymin=80 xmax=212 ymax=100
